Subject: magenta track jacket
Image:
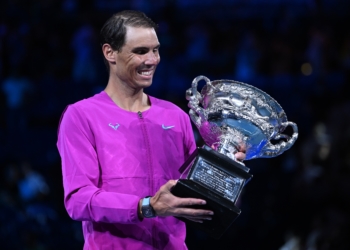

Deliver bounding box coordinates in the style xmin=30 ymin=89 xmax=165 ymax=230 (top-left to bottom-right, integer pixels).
xmin=57 ymin=91 xmax=196 ymax=249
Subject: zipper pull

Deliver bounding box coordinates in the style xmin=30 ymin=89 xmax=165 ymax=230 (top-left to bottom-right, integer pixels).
xmin=137 ymin=111 xmax=143 ymax=119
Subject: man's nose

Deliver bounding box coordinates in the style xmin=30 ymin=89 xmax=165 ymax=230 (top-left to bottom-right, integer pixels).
xmin=145 ymin=52 xmax=159 ymax=64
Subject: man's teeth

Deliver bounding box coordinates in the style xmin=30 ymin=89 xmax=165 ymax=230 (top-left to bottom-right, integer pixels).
xmin=139 ymin=71 xmax=151 ymax=76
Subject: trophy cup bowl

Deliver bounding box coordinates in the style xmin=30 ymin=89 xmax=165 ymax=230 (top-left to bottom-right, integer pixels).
xmin=171 ymin=75 xmax=298 ymax=239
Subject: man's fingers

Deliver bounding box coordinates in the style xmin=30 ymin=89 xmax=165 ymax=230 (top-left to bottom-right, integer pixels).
xmin=235 ymin=152 xmax=246 ymax=161
xmin=186 ymin=218 xmax=203 ymax=223
xmin=164 ymin=179 xmax=177 ymax=190
xmin=183 ymin=214 xmax=213 ymax=221
xmin=172 ymin=197 xmax=207 ymax=207
xmin=174 ymin=207 xmax=214 ymax=218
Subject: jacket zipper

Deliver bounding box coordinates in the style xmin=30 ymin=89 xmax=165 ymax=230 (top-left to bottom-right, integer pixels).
xmin=137 ymin=111 xmax=154 ymax=193
xmin=137 ymin=111 xmax=157 ymax=249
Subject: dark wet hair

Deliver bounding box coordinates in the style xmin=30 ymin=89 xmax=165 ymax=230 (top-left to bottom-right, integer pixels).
xmin=100 ymin=10 xmax=158 ymax=71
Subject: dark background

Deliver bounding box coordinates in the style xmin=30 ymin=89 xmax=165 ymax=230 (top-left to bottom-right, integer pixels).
xmin=1 ymin=0 xmax=350 ymax=249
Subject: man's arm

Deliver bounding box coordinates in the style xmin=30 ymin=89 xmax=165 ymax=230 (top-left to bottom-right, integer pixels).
xmin=57 ymin=105 xmax=141 ymax=224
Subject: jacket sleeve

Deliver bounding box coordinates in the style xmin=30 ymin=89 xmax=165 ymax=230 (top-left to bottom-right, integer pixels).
xmin=57 ymin=105 xmax=140 ymax=224
xmin=183 ymin=112 xmax=197 ymax=159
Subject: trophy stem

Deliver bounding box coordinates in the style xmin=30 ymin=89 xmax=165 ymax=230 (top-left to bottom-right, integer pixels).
xmin=214 ymin=138 xmax=250 ymax=172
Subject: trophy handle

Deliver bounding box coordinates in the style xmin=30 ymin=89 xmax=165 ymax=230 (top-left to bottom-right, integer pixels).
xmin=191 ymin=75 xmax=215 ymax=98
xmin=260 ymin=121 xmax=299 ymax=158
xmin=186 ymin=75 xmax=214 ymax=126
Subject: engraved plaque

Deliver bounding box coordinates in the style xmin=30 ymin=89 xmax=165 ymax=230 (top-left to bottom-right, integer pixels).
xmin=189 ymin=159 xmax=244 ymax=203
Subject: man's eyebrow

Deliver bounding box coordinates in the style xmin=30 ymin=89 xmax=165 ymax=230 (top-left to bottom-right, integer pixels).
xmin=132 ymin=44 xmax=160 ymax=51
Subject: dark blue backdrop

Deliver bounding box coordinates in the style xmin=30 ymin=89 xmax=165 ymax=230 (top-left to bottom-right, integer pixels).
xmin=1 ymin=0 xmax=350 ymax=249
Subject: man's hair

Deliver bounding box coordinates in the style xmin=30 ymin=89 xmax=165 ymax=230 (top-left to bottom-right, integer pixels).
xmin=100 ymin=10 xmax=158 ymax=70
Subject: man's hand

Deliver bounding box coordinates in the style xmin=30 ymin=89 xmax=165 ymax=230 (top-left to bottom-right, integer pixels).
xmin=211 ymin=145 xmax=246 ymax=162
xmin=235 ymin=152 xmax=246 ymax=162
xmin=149 ymin=180 xmax=213 ymax=223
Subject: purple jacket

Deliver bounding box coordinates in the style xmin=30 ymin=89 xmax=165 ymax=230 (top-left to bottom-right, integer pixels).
xmin=57 ymin=91 xmax=196 ymax=249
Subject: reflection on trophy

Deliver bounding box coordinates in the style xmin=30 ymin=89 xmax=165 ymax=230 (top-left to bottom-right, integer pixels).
xmin=171 ymin=75 xmax=298 ymax=239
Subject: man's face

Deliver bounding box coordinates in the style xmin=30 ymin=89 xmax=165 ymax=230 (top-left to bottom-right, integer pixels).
xmin=113 ymin=26 xmax=160 ymax=89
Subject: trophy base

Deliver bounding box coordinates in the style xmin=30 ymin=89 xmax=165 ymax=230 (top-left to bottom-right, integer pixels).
xmin=171 ymin=179 xmax=241 ymax=239
xmin=171 ymin=146 xmax=252 ymax=239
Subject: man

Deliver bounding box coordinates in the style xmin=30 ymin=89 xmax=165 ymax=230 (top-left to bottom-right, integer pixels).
xmin=57 ymin=10 xmax=245 ymax=249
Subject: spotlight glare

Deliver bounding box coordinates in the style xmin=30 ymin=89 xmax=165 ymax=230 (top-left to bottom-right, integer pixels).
xmin=301 ymin=63 xmax=312 ymax=76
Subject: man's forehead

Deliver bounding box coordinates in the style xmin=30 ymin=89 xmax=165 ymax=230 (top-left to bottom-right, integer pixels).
xmin=124 ymin=26 xmax=158 ymax=45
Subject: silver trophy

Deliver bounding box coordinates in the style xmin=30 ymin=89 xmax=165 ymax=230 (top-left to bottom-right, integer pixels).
xmin=171 ymin=75 xmax=298 ymax=239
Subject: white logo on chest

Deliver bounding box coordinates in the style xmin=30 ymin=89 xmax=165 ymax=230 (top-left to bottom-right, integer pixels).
xmin=109 ymin=123 xmax=120 ymax=130
xmin=162 ymin=124 xmax=175 ymax=130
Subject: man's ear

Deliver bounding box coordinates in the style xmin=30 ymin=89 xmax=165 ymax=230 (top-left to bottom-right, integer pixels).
xmin=102 ymin=44 xmax=116 ymax=64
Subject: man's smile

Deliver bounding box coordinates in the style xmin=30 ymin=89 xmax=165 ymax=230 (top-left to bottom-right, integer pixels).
xmin=137 ymin=68 xmax=156 ymax=78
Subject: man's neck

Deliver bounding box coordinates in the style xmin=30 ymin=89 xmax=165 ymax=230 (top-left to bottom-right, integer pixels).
xmin=104 ymin=80 xmax=150 ymax=112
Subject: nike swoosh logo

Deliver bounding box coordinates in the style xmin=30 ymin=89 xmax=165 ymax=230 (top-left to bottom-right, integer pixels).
xmin=162 ymin=124 xmax=175 ymax=130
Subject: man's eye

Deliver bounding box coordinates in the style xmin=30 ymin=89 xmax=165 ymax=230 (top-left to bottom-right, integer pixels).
xmin=135 ymin=49 xmax=148 ymax=55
